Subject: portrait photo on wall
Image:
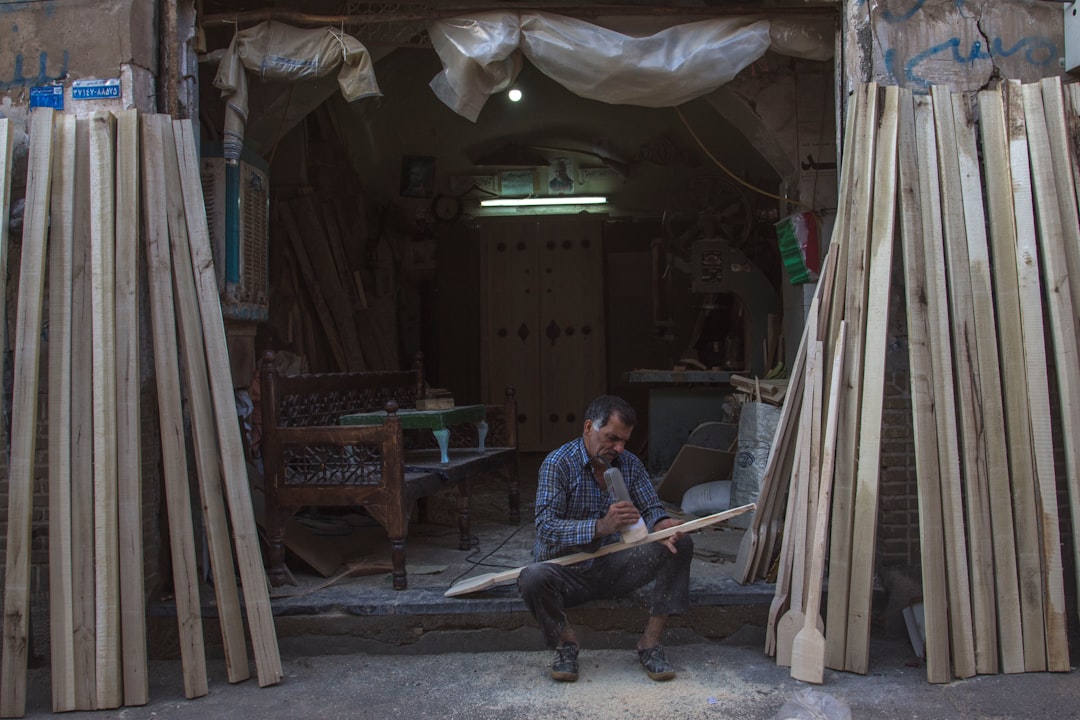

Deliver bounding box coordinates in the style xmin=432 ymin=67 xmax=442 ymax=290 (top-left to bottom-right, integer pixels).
xmin=400 ymin=155 xmax=436 ymax=198
xmin=548 ymin=157 xmax=575 ymax=195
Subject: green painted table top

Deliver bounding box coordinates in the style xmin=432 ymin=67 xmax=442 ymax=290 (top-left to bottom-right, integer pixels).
xmin=340 ymin=404 xmax=486 ymax=430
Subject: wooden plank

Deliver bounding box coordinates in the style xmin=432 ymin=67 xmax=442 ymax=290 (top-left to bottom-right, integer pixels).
xmin=141 ymin=114 xmax=209 ymax=699
xmin=790 ymin=324 xmax=846 ymax=684
xmin=70 ymin=116 xmax=98 ymax=710
xmin=174 ymin=119 xmax=282 ymax=687
xmin=47 ymin=112 xmax=77 ymax=712
xmin=113 ymin=108 xmax=149 ymax=706
xmin=1007 ymin=79 xmax=1070 ymax=671
xmin=931 ymin=86 xmax=998 ymax=676
xmin=89 ymin=110 xmax=123 ymax=708
xmin=978 ymin=85 xmax=1047 ymax=673
xmin=1019 ymin=78 xmax=1080 ymax=669
xmin=776 ymin=307 xmax=819 ymax=667
xmin=825 ymin=81 xmax=878 ymax=672
xmin=952 ymin=90 xmax=1023 ymax=674
xmin=1038 ymin=76 xmax=1080 ymax=629
xmin=913 ymin=92 xmax=976 ymax=680
xmin=0 ymin=118 xmax=12 ymax=442
xmin=764 ymin=447 xmax=799 ymax=657
xmin=824 ymin=87 xmax=863 ymax=351
xmin=0 ymin=107 xmax=54 ymax=719
xmin=160 ymin=118 xmax=251 ymax=684
xmin=896 ymin=87 xmax=951 ymax=684
xmin=844 ymin=84 xmax=898 ymax=675
xmin=276 ymin=201 xmax=348 ymax=371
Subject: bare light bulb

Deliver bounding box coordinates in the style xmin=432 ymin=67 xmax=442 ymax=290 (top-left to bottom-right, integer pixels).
xmin=508 ymin=88 xmax=523 ymax=102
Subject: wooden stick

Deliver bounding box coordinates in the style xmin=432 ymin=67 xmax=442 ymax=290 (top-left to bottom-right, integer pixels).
xmin=141 ymin=114 xmax=209 ymax=700
xmin=825 ymin=82 xmax=878 ymax=672
xmin=978 ymin=85 xmax=1047 ymax=673
xmin=445 ymin=504 xmax=755 ymax=597
xmin=790 ymin=324 xmax=846 ymax=684
xmin=765 ymin=453 xmax=800 ymax=657
xmin=953 ymin=90 xmax=1024 ymax=674
xmin=914 ymin=92 xmax=976 ymax=679
xmin=89 ymin=110 xmax=124 ymax=708
xmin=844 ymin=84 xmax=898 ymax=675
xmin=113 ymin=107 xmax=150 ymax=706
xmin=1008 ymin=79 xmax=1070 ymax=671
xmin=896 ymin=88 xmax=952 ymax=684
xmin=160 ymin=118 xmax=251 ymax=684
xmin=47 ymin=112 xmax=77 ymax=712
xmin=1019 ymin=78 xmax=1080 ymax=669
xmin=174 ymin=119 xmax=283 ymax=687
xmin=70 ymin=116 xmax=98 ymax=710
xmin=0 ymin=107 xmax=55 ymax=719
xmin=776 ymin=306 xmax=819 ymax=667
xmin=1038 ymin=76 xmax=1080 ymax=631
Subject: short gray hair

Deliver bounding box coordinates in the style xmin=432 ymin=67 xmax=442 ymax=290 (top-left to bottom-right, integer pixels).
xmin=584 ymin=395 xmax=636 ymax=429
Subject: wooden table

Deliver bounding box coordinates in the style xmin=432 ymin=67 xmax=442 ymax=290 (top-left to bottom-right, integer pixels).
xmin=340 ymin=404 xmax=489 ymax=463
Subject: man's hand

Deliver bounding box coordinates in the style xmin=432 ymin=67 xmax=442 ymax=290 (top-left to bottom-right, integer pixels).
xmin=594 ymin=501 xmax=641 ymax=538
xmin=653 ymin=517 xmax=684 ymax=554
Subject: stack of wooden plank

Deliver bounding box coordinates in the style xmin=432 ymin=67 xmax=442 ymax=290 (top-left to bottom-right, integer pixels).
xmin=0 ymin=109 xmax=281 ymax=718
xmin=738 ymin=78 xmax=1080 ymax=685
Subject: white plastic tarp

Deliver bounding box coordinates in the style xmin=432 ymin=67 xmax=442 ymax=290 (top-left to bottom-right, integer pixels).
xmin=214 ymin=20 xmax=381 ymax=159
xmin=428 ymin=11 xmax=833 ymax=122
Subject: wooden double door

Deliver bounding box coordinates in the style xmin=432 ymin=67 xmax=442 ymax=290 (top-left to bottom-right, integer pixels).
xmin=479 ymin=216 xmax=606 ymax=452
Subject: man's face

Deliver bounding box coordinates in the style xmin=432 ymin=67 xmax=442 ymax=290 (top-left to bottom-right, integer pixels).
xmin=584 ymin=413 xmax=633 ymax=464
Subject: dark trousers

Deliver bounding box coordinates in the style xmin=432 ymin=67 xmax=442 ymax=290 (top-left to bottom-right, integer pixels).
xmin=517 ymin=535 xmax=693 ymax=648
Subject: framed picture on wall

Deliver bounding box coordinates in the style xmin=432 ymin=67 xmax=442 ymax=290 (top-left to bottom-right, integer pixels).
xmin=499 ymin=170 xmax=536 ymax=197
xmin=548 ymin=157 xmax=575 ymax=195
xmin=400 ymin=155 xmax=436 ymax=198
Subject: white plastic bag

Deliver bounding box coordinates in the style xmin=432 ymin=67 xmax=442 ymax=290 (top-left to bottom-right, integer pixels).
xmin=770 ymin=689 xmax=852 ymax=720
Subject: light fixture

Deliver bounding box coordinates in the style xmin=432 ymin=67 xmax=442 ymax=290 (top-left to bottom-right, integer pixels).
xmin=480 ymin=196 xmax=607 ymax=207
xmin=507 ymin=87 xmax=523 ymax=102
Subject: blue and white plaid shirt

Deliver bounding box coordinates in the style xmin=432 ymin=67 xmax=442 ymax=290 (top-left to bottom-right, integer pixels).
xmin=533 ymin=437 xmax=668 ymax=563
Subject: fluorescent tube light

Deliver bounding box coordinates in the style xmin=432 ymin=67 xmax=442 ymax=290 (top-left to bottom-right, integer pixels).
xmin=479 ymin=196 xmax=607 ymax=207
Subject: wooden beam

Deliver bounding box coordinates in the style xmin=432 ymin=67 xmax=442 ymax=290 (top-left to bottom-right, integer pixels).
xmin=896 ymin=88 xmax=951 ymax=684
xmin=978 ymin=84 xmax=1047 ymax=673
xmin=1007 ymin=79 xmax=1070 ymax=672
xmin=913 ymin=92 xmax=976 ymax=679
xmin=0 ymin=106 xmax=55 ymax=719
xmin=114 ymin=108 xmax=149 ymax=706
xmin=1023 ymin=80 xmax=1080 ymax=669
xmin=952 ymin=90 xmax=1023 ymax=674
xmin=141 ymin=113 xmax=209 ymax=699
xmin=825 ymin=82 xmax=878 ymax=671
xmin=844 ymin=84 xmax=898 ymax=675
xmin=1037 ymin=76 xmax=1080 ymax=631
xmin=47 ymin=112 xmax=77 ymax=713
xmin=174 ymin=119 xmax=283 ymax=687
xmin=70 ymin=116 xmax=98 ymax=710
xmin=159 ymin=117 xmax=251 ymax=684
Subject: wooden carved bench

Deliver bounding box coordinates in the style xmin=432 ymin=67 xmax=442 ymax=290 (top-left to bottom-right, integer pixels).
xmin=259 ymin=354 xmax=518 ymax=590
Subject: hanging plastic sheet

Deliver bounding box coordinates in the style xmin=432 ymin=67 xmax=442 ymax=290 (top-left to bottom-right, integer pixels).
xmin=213 ymin=20 xmax=382 ymax=159
xmin=429 ymin=11 xmax=834 ymax=122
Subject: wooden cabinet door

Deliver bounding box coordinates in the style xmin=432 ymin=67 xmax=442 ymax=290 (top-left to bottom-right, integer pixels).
xmin=481 ymin=216 xmax=606 ymax=452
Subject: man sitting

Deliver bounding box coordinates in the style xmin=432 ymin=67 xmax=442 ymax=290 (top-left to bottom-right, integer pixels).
xmin=518 ymin=395 xmax=692 ymax=682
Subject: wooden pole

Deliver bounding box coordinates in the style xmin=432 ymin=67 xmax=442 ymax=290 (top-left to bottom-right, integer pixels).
xmin=0 ymin=106 xmax=55 ymax=719
xmin=174 ymin=119 xmax=282 ymax=687
xmin=141 ymin=113 xmax=209 ymax=699
xmin=896 ymin=88 xmax=952 ymax=684
xmin=47 ymin=112 xmax=77 ymax=713
xmin=952 ymin=90 xmax=1023 ymax=674
xmin=978 ymin=85 xmax=1047 ymax=673
xmin=1007 ymin=79 xmax=1070 ymax=672
xmin=844 ymin=84 xmax=898 ymax=675
xmin=159 ymin=117 xmax=251 ymax=684
xmin=114 ymin=108 xmax=149 ymax=705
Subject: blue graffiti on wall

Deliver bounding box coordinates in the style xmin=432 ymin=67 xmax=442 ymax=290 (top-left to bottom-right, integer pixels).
xmin=885 ymin=36 xmax=1057 ymax=90
xmin=0 ymin=49 xmax=70 ymax=90
xmin=0 ymin=1 xmax=56 ymax=17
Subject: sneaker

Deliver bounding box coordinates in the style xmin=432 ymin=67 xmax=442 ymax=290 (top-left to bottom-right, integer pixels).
xmin=550 ymin=642 xmax=579 ymax=682
xmin=637 ymin=644 xmax=676 ymax=681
